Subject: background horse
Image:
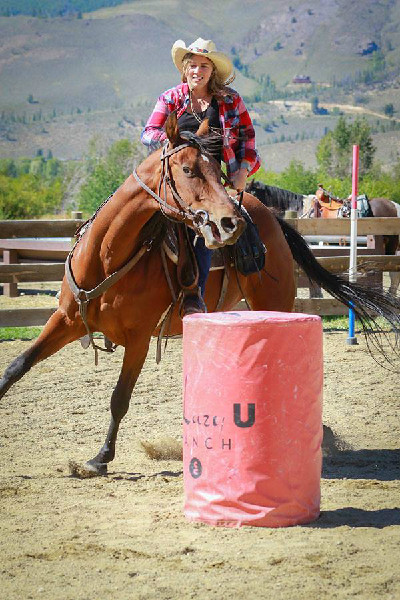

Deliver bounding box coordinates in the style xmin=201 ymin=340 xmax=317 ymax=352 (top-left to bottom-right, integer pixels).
xmin=1 ymin=117 xmax=400 ymax=477
xmin=308 ymin=186 xmax=400 ymax=296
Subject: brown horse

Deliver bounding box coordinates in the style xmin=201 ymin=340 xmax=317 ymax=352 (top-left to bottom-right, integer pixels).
xmin=1 ymin=116 xmax=399 ymax=476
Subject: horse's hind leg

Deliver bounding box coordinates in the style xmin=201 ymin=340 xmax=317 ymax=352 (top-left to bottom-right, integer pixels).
xmin=82 ymin=334 xmax=151 ymax=476
xmin=0 ymin=308 xmax=84 ymax=399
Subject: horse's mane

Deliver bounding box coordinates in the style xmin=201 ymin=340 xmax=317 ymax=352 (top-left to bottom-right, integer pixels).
xmin=180 ymin=130 xmax=223 ymax=159
xmin=247 ymin=180 xmax=304 ymax=213
xmin=265 ymin=184 xmax=304 ymax=210
xmin=136 ymin=211 xmax=170 ymax=250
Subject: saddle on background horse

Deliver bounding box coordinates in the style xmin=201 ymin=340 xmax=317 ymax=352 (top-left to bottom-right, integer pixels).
xmin=314 ymin=185 xmax=372 ymax=219
xmin=314 ymin=186 xmax=346 ymax=218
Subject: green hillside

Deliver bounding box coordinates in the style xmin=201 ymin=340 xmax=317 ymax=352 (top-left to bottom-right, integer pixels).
xmin=0 ymin=0 xmax=400 ymax=168
xmin=0 ymin=0 xmax=127 ymax=17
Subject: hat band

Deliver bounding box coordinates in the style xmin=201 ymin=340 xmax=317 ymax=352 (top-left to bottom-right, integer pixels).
xmin=189 ymin=47 xmax=209 ymax=53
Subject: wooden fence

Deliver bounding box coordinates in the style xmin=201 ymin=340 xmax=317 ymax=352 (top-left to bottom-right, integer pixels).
xmin=1 ymin=217 xmax=400 ymax=327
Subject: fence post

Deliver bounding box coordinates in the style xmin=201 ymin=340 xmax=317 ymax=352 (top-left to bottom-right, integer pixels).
xmin=3 ymin=249 xmax=18 ymax=297
xmin=366 ymin=234 xmax=384 ymax=289
xmin=284 ymin=211 xmax=299 ymax=303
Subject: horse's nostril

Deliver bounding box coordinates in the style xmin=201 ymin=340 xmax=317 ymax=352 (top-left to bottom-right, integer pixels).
xmin=221 ymin=217 xmax=237 ymax=233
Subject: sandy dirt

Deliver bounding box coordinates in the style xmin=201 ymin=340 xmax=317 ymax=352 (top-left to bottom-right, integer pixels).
xmin=0 ymin=327 xmax=399 ymax=600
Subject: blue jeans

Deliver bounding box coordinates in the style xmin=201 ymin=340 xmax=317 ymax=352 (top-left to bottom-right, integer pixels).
xmin=187 ymin=228 xmax=212 ymax=297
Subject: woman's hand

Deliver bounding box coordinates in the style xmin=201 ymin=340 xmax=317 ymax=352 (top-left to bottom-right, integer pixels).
xmin=230 ymin=167 xmax=248 ymax=193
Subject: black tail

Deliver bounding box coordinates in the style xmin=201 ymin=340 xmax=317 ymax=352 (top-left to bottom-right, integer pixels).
xmin=277 ymin=217 xmax=400 ymax=367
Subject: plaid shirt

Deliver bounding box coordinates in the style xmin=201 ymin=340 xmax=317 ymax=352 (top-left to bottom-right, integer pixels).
xmin=141 ymin=83 xmax=260 ymax=177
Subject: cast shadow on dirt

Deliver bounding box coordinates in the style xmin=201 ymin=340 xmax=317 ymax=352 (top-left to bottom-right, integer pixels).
xmin=315 ymin=447 xmax=400 ymax=529
xmin=322 ymin=449 xmax=400 ymax=481
xmin=309 ymin=507 xmax=400 ymax=529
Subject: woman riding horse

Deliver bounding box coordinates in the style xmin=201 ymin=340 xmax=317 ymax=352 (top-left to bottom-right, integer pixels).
xmin=141 ymin=37 xmax=260 ymax=315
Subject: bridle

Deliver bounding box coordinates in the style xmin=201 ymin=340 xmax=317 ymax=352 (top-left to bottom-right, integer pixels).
xmin=133 ymin=139 xmax=236 ymax=233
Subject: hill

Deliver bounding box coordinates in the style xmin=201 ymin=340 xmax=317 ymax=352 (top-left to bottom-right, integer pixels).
xmin=0 ymin=0 xmax=127 ymax=17
xmin=1 ymin=0 xmax=400 ymax=169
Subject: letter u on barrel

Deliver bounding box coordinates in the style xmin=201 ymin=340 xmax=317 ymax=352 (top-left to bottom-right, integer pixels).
xmin=233 ymin=403 xmax=256 ymax=428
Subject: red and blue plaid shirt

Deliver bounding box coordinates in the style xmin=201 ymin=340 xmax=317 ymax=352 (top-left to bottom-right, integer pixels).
xmin=141 ymin=83 xmax=261 ymax=177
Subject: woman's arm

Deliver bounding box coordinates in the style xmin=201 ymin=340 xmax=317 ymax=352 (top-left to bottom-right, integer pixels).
xmin=230 ymin=167 xmax=248 ymax=192
xmin=235 ymin=95 xmax=260 ymax=176
xmin=140 ymin=95 xmax=171 ymax=148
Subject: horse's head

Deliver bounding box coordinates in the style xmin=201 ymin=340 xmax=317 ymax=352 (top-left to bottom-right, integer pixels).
xmin=160 ymin=113 xmax=246 ymax=249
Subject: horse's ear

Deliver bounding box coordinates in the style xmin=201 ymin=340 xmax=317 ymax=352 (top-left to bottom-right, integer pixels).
xmin=196 ymin=118 xmax=209 ymax=137
xmin=165 ymin=111 xmax=183 ymax=147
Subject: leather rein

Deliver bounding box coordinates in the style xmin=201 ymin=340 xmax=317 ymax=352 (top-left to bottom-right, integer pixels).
xmin=64 ymin=140 xmax=231 ymax=363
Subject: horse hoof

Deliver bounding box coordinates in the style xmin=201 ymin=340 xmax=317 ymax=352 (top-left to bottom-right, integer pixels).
xmin=68 ymin=460 xmax=107 ymax=478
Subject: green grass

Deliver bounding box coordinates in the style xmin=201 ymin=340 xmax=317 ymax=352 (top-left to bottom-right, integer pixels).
xmin=0 ymin=316 xmax=365 ymax=341
xmin=0 ymin=316 xmax=391 ymax=340
xmin=322 ymin=315 xmax=393 ymax=332
xmin=0 ymin=327 xmax=108 ymax=341
xmin=0 ymin=326 xmax=43 ymax=340
xmin=322 ymin=315 xmax=350 ymax=331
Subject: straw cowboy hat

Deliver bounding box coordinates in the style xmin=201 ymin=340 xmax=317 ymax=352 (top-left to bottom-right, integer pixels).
xmin=171 ymin=37 xmax=234 ymax=83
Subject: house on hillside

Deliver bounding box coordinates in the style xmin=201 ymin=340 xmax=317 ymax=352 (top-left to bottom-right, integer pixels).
xmin=292 ymin=75 xmax=312 ymax=84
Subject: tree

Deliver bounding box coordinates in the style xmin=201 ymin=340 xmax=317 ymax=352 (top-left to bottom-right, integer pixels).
xmin=351 ymin=117 xmax=375 ymax=174
xmin=78 ymin=139 xmax=145 ymax=214
xmin=252 ymin=162 xmax=318 ymax=195
xmin=29 ymin=157 xmax=45 ymax=176
xmin=0 ymin=173 xmax=63 ymax=219
xmin=311 ymin=97 xmax=319 ymax=114
xmin=277 ymin=160 xmax=318 ymax=195
xmin=384 ymin=103 xmax=394 ymax=117
xmin=0 ymin=158 xmax=17 ymax=178
xmin=316 ymin=133 xmax=334 ymax=174
xmin=316 ymin=116 xmax=375 ymax=177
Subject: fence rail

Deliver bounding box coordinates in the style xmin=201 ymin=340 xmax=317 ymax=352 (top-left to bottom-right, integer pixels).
xmin=1 ymin=218 xmax=399 ymax=327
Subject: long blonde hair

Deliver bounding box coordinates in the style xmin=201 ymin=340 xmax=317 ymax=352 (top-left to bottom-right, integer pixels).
xmin=181 ymin=53 xmax=234 ymax=97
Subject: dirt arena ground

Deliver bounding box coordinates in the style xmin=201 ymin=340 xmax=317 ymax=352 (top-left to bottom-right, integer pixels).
xmin=0 ymin=324 xmax=399 ymax=600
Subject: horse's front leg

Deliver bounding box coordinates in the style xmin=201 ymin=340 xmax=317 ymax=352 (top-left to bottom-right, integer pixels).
xmin=82 ymin=335 xmax=151 ymax=476
xmin=0 ymin=308 xmax=85 ymax=399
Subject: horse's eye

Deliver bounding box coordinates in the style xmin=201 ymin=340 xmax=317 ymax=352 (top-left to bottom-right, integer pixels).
xmin=182 ymin=165 xmax=193 ymax=176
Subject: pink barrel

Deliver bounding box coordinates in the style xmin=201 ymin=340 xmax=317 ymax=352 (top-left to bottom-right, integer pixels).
xmin=182 ymin=311 xmax=323 ymax=528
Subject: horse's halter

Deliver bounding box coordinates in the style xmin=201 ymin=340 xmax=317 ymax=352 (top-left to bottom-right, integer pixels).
xmin=133 ymin=140 xmax=235 ymax=233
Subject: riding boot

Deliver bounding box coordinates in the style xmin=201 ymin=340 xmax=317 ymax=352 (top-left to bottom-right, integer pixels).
xmin=180 ymin=287 xmax=207 ymax=317
xmin=187 ymin=228 xmax=212 ymax=296
xmin=179 ymin=229 xmax=212 ymax=317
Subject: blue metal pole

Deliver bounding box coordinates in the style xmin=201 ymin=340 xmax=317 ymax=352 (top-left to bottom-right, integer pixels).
xmin=348 ymin=304 xmax=357 ymax=344
xmin=347 ymin=145 xmax=359 ymax=346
